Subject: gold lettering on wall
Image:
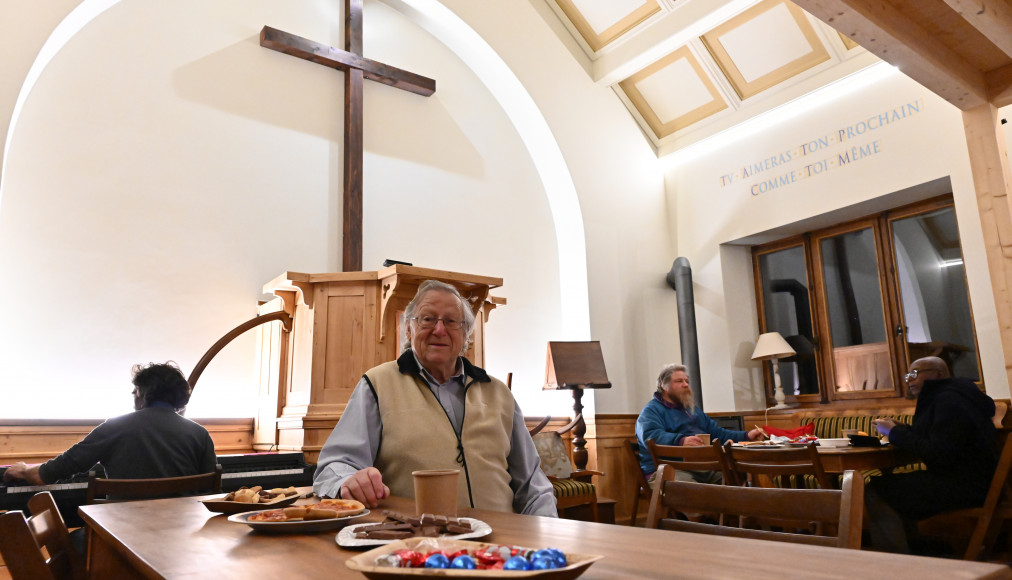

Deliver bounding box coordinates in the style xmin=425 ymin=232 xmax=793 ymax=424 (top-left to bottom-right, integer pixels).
xmin=718 ymin=101 xmax=922 ymax=196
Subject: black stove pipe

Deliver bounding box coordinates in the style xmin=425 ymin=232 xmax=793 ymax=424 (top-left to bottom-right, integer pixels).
xmin=666 ymin=257 xmax=703 ymax=409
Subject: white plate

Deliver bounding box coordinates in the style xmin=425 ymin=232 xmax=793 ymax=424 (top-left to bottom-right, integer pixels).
xmin=336 ymin=517 xmax=492 ymax=547
xmin=817 ymin=438 xmax=851 ymax=448
xmin=228 ymin=508 xmax=369 ymax=533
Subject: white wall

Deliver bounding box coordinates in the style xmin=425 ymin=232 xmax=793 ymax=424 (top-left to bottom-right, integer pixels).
xmin=667 ymin=70 xmax=1010 ymax=410
xmin=0 ymin=0 xmax=670 ymax=419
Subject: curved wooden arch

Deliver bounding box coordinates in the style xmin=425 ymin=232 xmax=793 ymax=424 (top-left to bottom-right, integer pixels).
xmin=187 ymin=311 xmax=292 ymax=390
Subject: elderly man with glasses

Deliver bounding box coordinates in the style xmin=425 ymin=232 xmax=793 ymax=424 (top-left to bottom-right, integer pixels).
xmin=313 ymin=280 xmax=556 ymax=517
xmin=865 ymin=356 xmax=998 ymax=554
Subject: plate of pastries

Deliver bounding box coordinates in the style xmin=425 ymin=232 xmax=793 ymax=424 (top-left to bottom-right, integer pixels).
xmin=228 ymin=498 xmax=370 ymax=533
xmin=200 ymin=486 xmax=302 ymax=514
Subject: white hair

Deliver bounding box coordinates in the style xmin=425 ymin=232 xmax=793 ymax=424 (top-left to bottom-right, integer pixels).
xmin=400 ymin=280 xmax=476 ymax=355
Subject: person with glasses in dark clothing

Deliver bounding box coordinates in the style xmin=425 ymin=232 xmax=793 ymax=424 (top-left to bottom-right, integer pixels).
xmin=865 ymin=356 xmax=998 ymax=554
xmin=313 ymin=280 xmax=556 ymax=516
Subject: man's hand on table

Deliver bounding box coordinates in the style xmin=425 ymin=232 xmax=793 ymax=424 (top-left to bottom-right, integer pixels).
xmin=340 ymin=467 xmax=390 ymax=508
xmin=681 ymin=435 xmax=707 ymax=446
xmin=746 ymin=428 xmax=764 ymax=441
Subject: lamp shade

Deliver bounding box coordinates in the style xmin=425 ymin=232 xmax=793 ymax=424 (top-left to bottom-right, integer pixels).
xmin=751 ymin=331 xmax=796 ymax=360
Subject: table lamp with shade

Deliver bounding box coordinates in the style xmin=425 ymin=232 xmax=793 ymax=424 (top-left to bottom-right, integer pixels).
xmin=751 ymin=331 xmax=797 ymax=409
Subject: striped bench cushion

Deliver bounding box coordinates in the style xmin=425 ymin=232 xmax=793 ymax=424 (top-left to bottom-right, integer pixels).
xmin=800 ymin=414 xmax=915 ymax=439
xmin=550 ymin=478 xmax=595 ymax=499
xmin=800 ymin=414 xmax=925 ymax=482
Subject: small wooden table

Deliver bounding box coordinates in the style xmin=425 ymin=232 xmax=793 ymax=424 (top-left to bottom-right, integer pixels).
xmin=817 ymin=445 xmax=915 ymax=474
xmin=79 ymin=490 xmax=1011 ymax=579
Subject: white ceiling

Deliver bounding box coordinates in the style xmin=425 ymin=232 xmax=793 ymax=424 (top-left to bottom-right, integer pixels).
xmin=544 ymin=0 xmax=883 ymax=157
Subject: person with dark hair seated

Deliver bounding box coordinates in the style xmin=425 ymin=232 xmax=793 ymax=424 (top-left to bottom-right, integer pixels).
xmin=3 ymin=361 xmax=217 ymax=486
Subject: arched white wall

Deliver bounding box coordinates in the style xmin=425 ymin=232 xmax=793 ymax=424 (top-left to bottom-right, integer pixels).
xmin=0 ymin=0 xmax=670 ymax=419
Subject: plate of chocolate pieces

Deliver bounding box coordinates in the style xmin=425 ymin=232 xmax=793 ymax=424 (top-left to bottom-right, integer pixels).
xmin=338 ymin=510 xmax=492 ymax=547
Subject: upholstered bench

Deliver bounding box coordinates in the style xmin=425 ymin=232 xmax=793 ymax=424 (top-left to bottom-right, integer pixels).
xmin=800 ymin=413 xmax=925 ymax=481
xmin=800 ymin=413 xmax=914 ymax=439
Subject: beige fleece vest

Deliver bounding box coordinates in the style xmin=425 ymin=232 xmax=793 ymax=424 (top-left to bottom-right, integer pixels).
xmin=365 ymin=361 xmax=515 ymax=512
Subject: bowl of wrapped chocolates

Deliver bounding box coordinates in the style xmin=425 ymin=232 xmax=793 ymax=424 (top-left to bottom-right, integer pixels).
xmin=344 ymin=537 xmax=602 ymax=579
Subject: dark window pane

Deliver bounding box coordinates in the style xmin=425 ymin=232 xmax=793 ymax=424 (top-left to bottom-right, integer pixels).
xmin=892 ymin=207 xmax=979 ymax=380
xmin=758 ymin=246 xmax=818 ymax=396
xmin=819 ymin=228 xmax=893 ymax=392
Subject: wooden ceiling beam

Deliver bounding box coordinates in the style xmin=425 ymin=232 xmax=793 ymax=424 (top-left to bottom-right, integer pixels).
xmin=793 ymin=0 xmax=989 ymax=109
xmin=942 ymin=0 xmax=1012 ymax=60
xmin=987 ymin=62 xmax=1012 ymax=108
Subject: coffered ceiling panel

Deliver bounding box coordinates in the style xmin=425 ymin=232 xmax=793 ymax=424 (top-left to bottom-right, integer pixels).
xmin=619 ymin=46 xmax=728 ymax=138
xmin=701 ymin=0 xmax=830 ymax=99
xmin=555 ymin=0 xmax=662 ymax=51
xmin=545 ymin=0 xmax=1012 ymax=154
xmin=544 ymin=0 xmax=875 ymax=153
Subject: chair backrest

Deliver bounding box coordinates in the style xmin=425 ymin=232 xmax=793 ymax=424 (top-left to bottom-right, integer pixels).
xmin=994 ymin=401 xmax=1008 ymax=429
xmin=627 ymin=441 xmax=651 ymax=494
xmin=532 ymin=431 xmax=573 ymax=479
xmin=528 ymin=415 xmax=551 ymax=437
xmin=723 ymin=441 xmax=830 ymax=489
xmin=85 ymin=464 xmax=223 ymax=504
xmin=646 ymin=463 xmax=865 ymax=549
xmin=646 ymin=439 xmax=730 ymax=478
xmin=0 ymin=492 xmax=85 ymax=580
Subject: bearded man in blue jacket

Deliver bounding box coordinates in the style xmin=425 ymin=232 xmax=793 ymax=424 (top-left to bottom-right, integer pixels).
xmin=635 ymin=363 xmax=762 ymax=486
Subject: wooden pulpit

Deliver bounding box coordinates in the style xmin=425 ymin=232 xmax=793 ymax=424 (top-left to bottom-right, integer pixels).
xmin=253 ymin=265 xmax=505 ymax=462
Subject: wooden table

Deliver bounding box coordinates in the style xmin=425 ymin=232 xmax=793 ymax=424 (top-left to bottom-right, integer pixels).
xmin=78 ymin=492 xmax=1011 ymax=579
xmin=817 ymin=445 xmax=915 ymax=474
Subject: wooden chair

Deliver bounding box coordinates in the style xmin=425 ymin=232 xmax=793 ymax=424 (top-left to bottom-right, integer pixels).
xmin=645 ymin=463 xmax=865 ymax=549
xmin=626 ymin=441 xmax=652 ymax=526
xmin=993 ymin=401 xmax=1007 ymax=429
xmin=645 ymin=438 xmax=732 ymax=482
xmin=85 ymin=464 xmax=223 ymax=504
xmin=644 ymin=439 xmax=733 ymax=524
xmin=531 ymin=414 xmax=602 ymax=522
xmin=722 ymin=441 xmax=831 ymax=489
xmin=507 ymin=373 xmax=551 ymax=436
xmin=0 ymin=491 xmax=86 ymax=580
xmin=918 ymin=431 xmax=1012 ymax=560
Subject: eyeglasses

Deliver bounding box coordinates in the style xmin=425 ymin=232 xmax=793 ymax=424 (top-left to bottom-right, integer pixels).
xmin=903 ymin=369 xmax=928 ymax=383
xmin=411 ymin=315 xmax=463 ymax=330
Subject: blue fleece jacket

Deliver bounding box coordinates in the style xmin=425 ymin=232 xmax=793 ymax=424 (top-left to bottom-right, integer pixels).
xmin=634 ymin=394 xmax=748 ymax=476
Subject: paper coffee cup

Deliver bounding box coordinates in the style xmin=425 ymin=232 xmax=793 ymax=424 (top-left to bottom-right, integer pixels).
xmin=412 ymin=469 xmax=460 ymax=516
xmin=697 ymin=433 xmax=711 ymax=445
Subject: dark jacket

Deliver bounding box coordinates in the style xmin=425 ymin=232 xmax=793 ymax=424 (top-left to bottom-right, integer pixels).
xmin=889 ymin=377 xmax=998 ymax=495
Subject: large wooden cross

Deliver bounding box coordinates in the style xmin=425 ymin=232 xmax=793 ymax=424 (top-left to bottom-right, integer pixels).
xmin=260 ymin=0 xmax=436 ymax=272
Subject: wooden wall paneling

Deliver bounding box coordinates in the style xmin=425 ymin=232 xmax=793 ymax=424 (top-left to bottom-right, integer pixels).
xmin=586 ymin=414 xmax=639 ymax=525
xmin=0 ymin=422 xmax=95 ymax=465
xmin=201 ymin=419 xmax=255 ymax=455
xmin=0 ymin=419 xmax=255 ymax=466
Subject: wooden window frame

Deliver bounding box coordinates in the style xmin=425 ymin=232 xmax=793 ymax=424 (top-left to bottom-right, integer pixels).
xmin=751 ymin=195 xmax=981 ymax=408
